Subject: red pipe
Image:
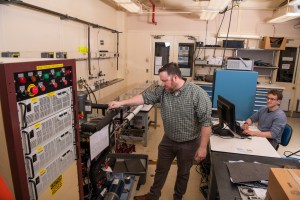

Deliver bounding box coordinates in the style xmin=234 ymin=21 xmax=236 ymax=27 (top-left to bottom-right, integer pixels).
xmin=149 ymin=0 xmax=157 ymax=25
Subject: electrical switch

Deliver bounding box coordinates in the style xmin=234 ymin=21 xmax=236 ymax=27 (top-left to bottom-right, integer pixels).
xmin=18 ymin=77 xmax=27 ymax=84
xmin=40 ymin=85 xmax=46 ymax=92
xmin=43 ymin=73 xmax=50 ymax=80
xmin=65 ymin=70 xmax=71 ymax=75
xmin=30 ymin=76 xmax=37 ymax=82
xmin=63 ymin=80 xmax=68 ymax=85
xmin=52 ymin=82 xmax=58 ymax=88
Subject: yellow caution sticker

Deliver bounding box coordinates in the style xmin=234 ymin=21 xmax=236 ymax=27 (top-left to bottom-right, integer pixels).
xmin=51 ymin=175 xmax=63 ymax=195
xmin=30 ymin=97 xmax=38 ymax=103
xmin=36 ymin=64 xmax=64 ymax=70
xmin=78 ymin=46 xmax=88 ymax=53
xmin=36 ymin=146 xmax=44 ymax=153
xmin=47 ymin=92 xmax=56 ymax=97
xmin=39 ymin=168 xmax=46 ymax=176
xmin=34 ymin=122 xmax=41 ymax=129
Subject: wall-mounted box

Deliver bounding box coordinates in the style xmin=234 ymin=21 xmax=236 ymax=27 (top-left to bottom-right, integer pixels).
xmin=259 ymin=37 xmax=287 ymax=50
xmin=41 ymin=52 xmax=54 ymax=58
xmin=1 ymin=52 xmax=20 ymax=58
xmin=223 ymin=40 xmax=244 ymax=48
xmin=56 ymin=52 xmax=67 ymax=58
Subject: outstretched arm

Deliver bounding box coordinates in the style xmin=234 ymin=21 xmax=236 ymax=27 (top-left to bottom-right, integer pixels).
xmin=108 ymin=94 xmax=144 ymax=109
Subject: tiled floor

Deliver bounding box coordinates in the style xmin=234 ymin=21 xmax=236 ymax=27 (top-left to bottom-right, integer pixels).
xmin=128 ymin=108 xmax=300 ymax=200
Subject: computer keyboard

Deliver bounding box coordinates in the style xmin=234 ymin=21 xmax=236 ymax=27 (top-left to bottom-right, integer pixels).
xmin=231 ymin=126 xmax=248 ymax=139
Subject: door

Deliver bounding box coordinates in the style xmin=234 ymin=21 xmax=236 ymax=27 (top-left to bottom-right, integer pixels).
xmin=274 ymin=46 xmax=300 ymax=116
xmin=152 ymin=35 xmax=195 ymax=80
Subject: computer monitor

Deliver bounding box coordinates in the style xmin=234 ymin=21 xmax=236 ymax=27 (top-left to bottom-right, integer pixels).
xmin=217 ymin=95 xmax=237 ymax=132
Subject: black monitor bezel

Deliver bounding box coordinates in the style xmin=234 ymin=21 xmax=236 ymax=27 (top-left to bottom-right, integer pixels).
xmin=217 ymin=95 xmax=237 ymax=132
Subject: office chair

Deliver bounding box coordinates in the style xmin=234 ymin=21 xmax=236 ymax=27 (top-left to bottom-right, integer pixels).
xmin=276 ymin=124 xmax=292 ymax=151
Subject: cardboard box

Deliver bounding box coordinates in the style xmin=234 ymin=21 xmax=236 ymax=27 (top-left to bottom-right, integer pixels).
xmin=259 ymin=36 xmax=287 ymax=50
xmin=267 ymin=168 xmax=300 ymax=200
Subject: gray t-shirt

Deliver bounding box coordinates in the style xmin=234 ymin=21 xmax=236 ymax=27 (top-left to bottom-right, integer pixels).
xmin=250 ymin=106 xmax=287 ymax=148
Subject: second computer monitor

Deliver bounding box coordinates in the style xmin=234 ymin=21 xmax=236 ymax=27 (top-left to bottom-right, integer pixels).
xmin=217 ymin=95 xmax=237 ymax=132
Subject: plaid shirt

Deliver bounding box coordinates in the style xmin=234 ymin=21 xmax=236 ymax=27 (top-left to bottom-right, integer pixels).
xmin=142 ymin=82 xmax=212 ymax=142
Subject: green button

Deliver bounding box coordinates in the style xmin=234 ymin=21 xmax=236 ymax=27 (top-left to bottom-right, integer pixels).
xmin=43 ymin=73 xmax=50 ymax=79
xmin=55 ymin=71 xmax=61 ymax=77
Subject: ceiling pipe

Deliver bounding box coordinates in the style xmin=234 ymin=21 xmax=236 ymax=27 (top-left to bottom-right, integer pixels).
xmin=149 ymin=0 xmax=157 ymax=25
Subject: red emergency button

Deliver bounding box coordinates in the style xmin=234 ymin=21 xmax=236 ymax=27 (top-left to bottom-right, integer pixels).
xmin=27 ymin=84 xmax=39 ymax=96
xmin=40 ymin=85 xmax=46 ymax=92
xmin=30 ymin=86 xmax=39 ymax=95
xmin=19 ymin=77 xmax=27 ymax=84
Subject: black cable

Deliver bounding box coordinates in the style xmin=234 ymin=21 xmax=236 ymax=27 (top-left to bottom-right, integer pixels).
xmin=213 ymin=12 xmax=226 ymax=57
xmin=203 ymin=20 xmax=208 ymax=59
xmin=82 ymin=84 xmax=91 ymax=101
xmin=284 ymin=150 xmax=300 ymax=157
xmin=222 ymin=0 xmax=235 ymax=68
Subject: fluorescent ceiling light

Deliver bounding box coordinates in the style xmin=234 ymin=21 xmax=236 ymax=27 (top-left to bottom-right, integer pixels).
xmin=218 ymin=33 xmax=262 ymax=39
xmin=268 ymin=12 xmax=300 ymax=23
xmin=288 ymin=0 xmax=300 ymax=6
xmin=207 ymin=0 xmax=232 ymax=10
xmin=200 ymin=11 xmax=218 ymax=20
xmin=113 ymin=0 xmax=141 ymax=13
xmin=200 ymin=0 xmax=232 ymax=20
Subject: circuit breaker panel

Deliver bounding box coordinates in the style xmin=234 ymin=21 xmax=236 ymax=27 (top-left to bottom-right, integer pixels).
xmin=0 ymin=59 xmax=83 ymax=200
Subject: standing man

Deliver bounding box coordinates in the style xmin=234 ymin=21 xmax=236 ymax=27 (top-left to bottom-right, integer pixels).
xmin=242 ymin=89 xmax=287 ymax=149
xmin=109 ymin=62 xmax=212 ymax=200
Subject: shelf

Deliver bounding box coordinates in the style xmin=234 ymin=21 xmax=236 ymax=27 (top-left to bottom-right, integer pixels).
xmin=253 ymin=66 xmax=278 ymax=69
xmin=196 ymin=47 xmax=239 ymax=50
xmin=194 ymin=64 xmax=223 ymax=67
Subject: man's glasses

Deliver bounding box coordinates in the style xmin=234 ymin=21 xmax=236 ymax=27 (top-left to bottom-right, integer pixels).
xmin=266 ymin=97 xmax=278 ymax=101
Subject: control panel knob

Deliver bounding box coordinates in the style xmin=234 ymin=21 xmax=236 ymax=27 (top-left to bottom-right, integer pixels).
xmin=18 ymin=77 xmax=27 ymax=84
xmin=30 ymin=76 xmax=37 ymax=82
xmin=40 ymin=85 xmax=46 ymax=92
xmin=53 ymin=82 xmax=58 ymax=88
xmin=43 ymin=73 xmax=50 ymax=80
xmin=55 ymin=71 xmax=61 ymax=77
xmin=63 ymin=80 xmax=68 ymax=85
xmin=65 ymin=70 xmax=71 ymax=75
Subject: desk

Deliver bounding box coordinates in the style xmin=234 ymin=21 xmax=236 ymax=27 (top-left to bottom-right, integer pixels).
xmin=207 ymin=152 xmax=300 ymax=200
xmin=210 ymin=135 xmax=280 ymax=158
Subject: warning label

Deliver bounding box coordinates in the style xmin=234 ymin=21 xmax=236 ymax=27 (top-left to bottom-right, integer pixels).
xmin=50 ymin=175 xmax=63 ymax=195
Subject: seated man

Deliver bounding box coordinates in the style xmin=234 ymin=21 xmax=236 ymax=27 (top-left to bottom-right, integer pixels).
xmin=242 ymin=89 xmax=287 ymax=149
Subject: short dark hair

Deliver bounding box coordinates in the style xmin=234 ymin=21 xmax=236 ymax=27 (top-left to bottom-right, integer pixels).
xmin=268 ymin=89 xmax=283 ymax=100
xmin=158 ymin=62 xmax=182 ymax=78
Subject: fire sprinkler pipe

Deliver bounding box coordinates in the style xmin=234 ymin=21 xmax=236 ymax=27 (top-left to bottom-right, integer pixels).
xmin=149 ymin=0 xmax=157 ymax=25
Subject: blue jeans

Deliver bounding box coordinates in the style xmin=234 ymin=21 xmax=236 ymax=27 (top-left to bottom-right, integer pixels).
xmin=149 ymin=135 xmax=200 ymax=200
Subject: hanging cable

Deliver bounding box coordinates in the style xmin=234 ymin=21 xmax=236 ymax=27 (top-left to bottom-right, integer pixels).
xmin=221 ymin=0 xmax=235 ymax=68
xmin=203 ymin=20 xmax=208 ymax=59
xmin=213 ymin=12 xmax=226 ymax=57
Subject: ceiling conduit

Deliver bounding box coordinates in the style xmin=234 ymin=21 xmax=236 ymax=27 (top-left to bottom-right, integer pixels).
xmin=149 ymin=0 xmax=157 ymax=25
